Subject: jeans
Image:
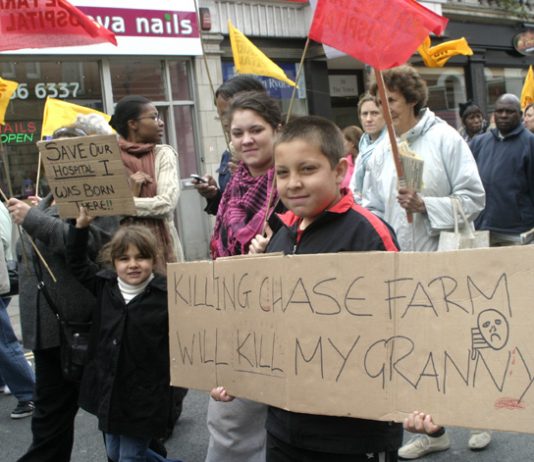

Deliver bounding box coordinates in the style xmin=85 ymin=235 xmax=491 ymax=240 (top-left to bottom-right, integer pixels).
xmin=0 ymin=297 xmax=34 ymax=401
xmin=105 ymin=433 xmax=150 ymax=462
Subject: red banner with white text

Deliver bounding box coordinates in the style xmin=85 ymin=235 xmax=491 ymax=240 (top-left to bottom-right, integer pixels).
xmin=0 ymin=0 xmax=117 ymax=52
xmin=309 ymin=0 xmax=448 ymax=69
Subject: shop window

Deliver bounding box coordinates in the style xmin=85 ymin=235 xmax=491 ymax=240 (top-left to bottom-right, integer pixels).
xmin=0 ymin=60 xmax=102 ymax=198
xmin=173 ymin=105 xmax=197 ymax=178
xmin=484 ymin=67 xmax=525 ymax=114
xmin=417 ymin=66 xmax=466 ymax=129
xmin=110 ymin=60 xmax=166 ymax=101
xmin=329 ymin=73 xmax=362 ymax=129
xmin=1 ymin=63 xmax=15 ymax=79
xmin=169 ymin=61 xmax=192 ymax=101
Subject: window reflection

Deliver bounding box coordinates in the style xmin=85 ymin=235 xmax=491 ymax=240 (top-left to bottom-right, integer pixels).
xmin=417 ymin=66 xmax=466 ymax=129
xmin=111 ymin=60 xmax=165 ymax=101
xmin=0 ymin=60 xmax=101 ymax=198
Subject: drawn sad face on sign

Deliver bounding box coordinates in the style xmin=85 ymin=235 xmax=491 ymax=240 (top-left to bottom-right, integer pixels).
xmin=477 ymin=309 xmax=509 ymax=351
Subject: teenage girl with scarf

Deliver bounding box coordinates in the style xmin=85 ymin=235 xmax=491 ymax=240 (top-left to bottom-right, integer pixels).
xmin=207 ymin=91 xmax=283 ymax=461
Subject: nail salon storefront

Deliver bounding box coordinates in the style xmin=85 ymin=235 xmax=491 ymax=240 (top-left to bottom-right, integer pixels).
xmin=0 ymin=0 xmax=218 ymax=260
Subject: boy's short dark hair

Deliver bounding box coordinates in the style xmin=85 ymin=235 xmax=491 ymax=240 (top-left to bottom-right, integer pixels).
xmin=274 ymin=115 xmax=344 ymax=168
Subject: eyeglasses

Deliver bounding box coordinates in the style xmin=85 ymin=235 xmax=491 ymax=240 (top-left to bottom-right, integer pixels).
xmin=136 ymin=114 xmax=162 ymax=122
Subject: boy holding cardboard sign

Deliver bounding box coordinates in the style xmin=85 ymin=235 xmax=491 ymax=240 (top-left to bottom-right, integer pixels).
xmin=215 ymin=116 xmax=403 ymax=461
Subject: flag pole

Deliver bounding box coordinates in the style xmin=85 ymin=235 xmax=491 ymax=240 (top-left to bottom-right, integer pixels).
xmin=0 ymin=142 xmax=13 ymax=197
xmin=285 ymin=37 xmax=310 ymax=124
xmin=373 ymin=68 xmax=413 ymax=224
xmin=35 ymin=152 xmax=42 ymax=197
xmin=260 ymin=38 xmax=311 ymax=236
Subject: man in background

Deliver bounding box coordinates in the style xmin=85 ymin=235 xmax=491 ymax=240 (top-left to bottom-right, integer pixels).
xmin=471 ymin=93 xmax=534 ymax=246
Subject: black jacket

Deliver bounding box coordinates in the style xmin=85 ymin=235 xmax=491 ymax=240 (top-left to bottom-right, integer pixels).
xmin=66 ymin=226 xmax=172 ymax=439
xmin=265 ymin=192 xmax=403 ymax=454
xmin=470 ymin=124 xmax=534 ymax=234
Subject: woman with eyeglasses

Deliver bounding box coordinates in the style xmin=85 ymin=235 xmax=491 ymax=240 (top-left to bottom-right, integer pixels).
xmin=109 ymin=96 xmax=184 ymax=271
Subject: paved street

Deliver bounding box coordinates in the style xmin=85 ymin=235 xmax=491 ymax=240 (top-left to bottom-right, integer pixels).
xmin=2 ymin=298 xmax=534 ymax=461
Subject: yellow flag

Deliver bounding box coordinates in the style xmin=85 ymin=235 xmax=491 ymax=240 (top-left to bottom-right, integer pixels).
xmin=417 ymin=36 xmax=473 ymax=68
xmin=228 ymin=20 xmax=296 ymax=87
xmin=521 ymin=66 xmax=534 ymax=110
xmin=41 ymin=97 xmax=111 ymax=139
xmin=0 ymin=77 xmax=18 ymax=125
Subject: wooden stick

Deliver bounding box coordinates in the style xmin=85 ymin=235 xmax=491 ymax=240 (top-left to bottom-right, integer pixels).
xmin=0 ymin=141 xmax=13 ymax=197
xmin=260 ymin=37 xmax=311 ymax=236
xmin=35 ymin=152 xmax=41 ymax=197
xmin=373 ymin=68 xmax=413 ymax=224
xmin=286 ymin=37 xmax=310 ymax=124
xmin=0 ymin=186 xmax=57 ymax=283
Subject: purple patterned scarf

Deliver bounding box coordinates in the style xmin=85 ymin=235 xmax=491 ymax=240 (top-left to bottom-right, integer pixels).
xmin=210 ymin=162 xmax=276 ymax=259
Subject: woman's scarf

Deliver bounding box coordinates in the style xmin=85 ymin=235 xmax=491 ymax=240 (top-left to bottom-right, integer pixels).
xmin=118 ymin=138 xmax=176 ymax=273
xmin=210 ymin=162 xmax=277 ymax=259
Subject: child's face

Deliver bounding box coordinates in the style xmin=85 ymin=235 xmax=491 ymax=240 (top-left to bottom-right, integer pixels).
xmin=114 ymin=244 xmax=154 ymax=285
xmin=275 ymin=139 xmax=346 ymax=229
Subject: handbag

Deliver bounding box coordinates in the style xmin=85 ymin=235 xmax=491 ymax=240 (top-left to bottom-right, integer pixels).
xmin=33 ymin=256 xmax=91 ymax=382
xmin=37 ymin=279 xmax=91 ymax=382
xmin=437 ymin=197 xmax=489 ymax=251
xmin=58 ymin=318 xmax=91 ymax=383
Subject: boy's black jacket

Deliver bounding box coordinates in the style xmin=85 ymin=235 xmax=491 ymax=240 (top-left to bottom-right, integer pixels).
xmin=265 ymin=192 xmax=403 ymax=454
xmin=66 ymin=226 xmax=172 ymax=440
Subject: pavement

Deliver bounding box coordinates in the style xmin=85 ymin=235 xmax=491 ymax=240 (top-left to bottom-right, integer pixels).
xmin=2 ymin=297 xmax=534 ymax=461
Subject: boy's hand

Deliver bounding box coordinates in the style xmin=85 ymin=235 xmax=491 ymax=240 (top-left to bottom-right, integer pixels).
xmin=249 ymin=235 xmax=270 ymax=255
xmin=7 ymin=198 xmax=31 ymax=225
xmin=193 ymin=175 xmax=218 ymax=199
xmin=249 ymin=225 xmax=273 ymax=255
xmin=397 ymin=187 xmax=426 ymax=214
xmin=403 ymin=411 xmax=442 ymax=435
xmin=76 ymin=207 xmax=94 ymax=229
xmin=210 ymin=386 xmax=234 ymax=402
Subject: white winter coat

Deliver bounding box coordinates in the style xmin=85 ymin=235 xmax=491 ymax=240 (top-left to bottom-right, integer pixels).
xmin=362 ymin=108 xmax=485 ymax=251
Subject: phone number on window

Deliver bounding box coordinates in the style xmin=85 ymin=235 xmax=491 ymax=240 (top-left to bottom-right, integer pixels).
xmin=10 ymin=82 xmax=80 ymax=100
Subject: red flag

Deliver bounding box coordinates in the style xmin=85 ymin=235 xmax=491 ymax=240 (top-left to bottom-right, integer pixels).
xmin=0 ymin=0 xmax=117 ymax=52
xmin=309 ymin=0 xmax=448 ymax=70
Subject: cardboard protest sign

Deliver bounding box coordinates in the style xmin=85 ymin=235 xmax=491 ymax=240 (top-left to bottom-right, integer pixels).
xmin=168 ymin=247 xmax=534 ymax=434
xmin=37 ymin=134 xmax=135 ymax=218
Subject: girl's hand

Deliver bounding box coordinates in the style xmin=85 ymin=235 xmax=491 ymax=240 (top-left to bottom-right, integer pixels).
xmin=129 ymin=171 xmax=153 ymax=197
xmin=210 ymin=386 xmax=234 ymax=402
xmin=76 ymin=207 xmax=94 ymax=229
xmin=403 ymin=411 xmax=442 ymax=435
xmin=7 ymin=198 xmax=31 ymax=225
xmin=194 ymin=175 xmax=219 ymax=199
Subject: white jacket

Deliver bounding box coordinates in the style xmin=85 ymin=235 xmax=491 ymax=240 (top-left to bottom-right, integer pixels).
xmin=362 ymin=109 xmax=485 ymax=251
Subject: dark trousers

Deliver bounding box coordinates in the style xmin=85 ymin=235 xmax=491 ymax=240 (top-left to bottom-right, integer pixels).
xmin=266 ymin=432 xmax=398 ymax=462
xmin=17 ymin=347 xmax=80 ymax=462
